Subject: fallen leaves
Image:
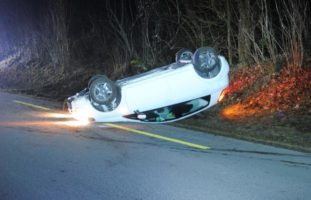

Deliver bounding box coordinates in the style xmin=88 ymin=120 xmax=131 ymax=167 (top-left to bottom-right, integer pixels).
xmin=222 ymin=64 xmax=311 ymax=120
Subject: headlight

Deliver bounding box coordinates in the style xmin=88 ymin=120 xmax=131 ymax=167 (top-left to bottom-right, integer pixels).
xmin=71 ymin=110 xmax=91 ymax=125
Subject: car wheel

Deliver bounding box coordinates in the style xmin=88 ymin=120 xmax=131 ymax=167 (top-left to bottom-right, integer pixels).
xmin=193 ymin=47 xmax=221 ymax=78
xmin=88 ymin=75 xmax=108 ymax=89
xmin=89 ymin=76 xmax=117 ymax=105
xmin=175 ymin=48 xmax=193 ymax=65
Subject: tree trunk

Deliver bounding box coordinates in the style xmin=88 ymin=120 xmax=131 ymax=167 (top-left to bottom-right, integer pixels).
xmin=226 ymin=0 xmax=232 ymax=64
xmin=238 ymin=0 xmax=252 ymax=64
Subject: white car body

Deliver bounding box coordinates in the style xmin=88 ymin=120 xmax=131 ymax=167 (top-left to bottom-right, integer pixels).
xmin=67 ymin=52 xmax=229 ymax=123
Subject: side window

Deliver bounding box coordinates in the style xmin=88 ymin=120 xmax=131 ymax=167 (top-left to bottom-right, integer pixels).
xmin=124 ymin=95 xmax=210 ymax=122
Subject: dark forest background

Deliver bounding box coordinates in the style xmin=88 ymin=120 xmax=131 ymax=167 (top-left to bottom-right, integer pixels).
xmin=0 ymin=0 xmax=310 ymax=89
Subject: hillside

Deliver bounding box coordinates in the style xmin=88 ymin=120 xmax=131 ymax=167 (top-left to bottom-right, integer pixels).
xmin=179 ymin=63 xmax=311 ymax=151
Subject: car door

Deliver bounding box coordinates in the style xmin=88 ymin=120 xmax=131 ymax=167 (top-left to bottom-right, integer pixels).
xmin=122 ymin=76 xmax=171 ymax=112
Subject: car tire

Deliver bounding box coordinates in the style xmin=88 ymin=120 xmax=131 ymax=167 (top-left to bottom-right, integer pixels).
xmin=193 ymin=47 xmax=221 ymax=78
xmin=88 ymin=75 xmax=108 ymax=89
xmin=175 ymin=48 xmax=193 ymax=65
xmin=89 ymin=76 xmax=118 ymax=105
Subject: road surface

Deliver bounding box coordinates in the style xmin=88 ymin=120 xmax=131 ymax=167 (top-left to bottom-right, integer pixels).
xmin=0 ymin=91 xmax=310 ymax=200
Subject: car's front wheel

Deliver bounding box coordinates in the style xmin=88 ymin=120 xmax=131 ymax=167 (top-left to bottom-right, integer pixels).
xmin=89 ymin=76 xmax=118 ymax=105
xmin=193 ymin=47 xmax=221 ymax=78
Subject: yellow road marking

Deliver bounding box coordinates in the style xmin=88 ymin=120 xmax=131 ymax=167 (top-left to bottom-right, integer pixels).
xmin=14 ymin=100 xmax=52 ymax=111
xmin=104 ymin=123 xmax=210 ymax=150
xmin=13 ymin=100 xmax=210 ymax=149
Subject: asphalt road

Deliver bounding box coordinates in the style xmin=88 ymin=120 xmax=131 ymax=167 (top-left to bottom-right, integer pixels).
xmin=0 ymin=91 xmax=310 ymax=200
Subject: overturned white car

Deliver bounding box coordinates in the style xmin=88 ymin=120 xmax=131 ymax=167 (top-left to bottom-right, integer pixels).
xmin=64 ymin=47 xmax=229 ymax=123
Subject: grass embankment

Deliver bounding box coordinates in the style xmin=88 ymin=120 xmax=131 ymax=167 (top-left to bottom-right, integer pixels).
xmin=177 ymin=64 xmax=311 ymax=152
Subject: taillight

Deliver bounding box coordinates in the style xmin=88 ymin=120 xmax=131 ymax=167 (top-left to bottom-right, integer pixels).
xmin=218 ymin=89 xmax=227 ymax=102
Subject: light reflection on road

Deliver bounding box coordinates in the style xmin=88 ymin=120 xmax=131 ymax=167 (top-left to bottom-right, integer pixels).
xmin=0 ymin=111 xmax=89 ymax=128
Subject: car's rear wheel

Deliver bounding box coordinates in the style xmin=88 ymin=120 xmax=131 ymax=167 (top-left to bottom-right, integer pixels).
xmin=175 ymin=48 xmax=193 ymax=65
xmin=193 ymin=47 xmax=221 ymax=78
xmin=89 ymin=76 xmax=117 ymax=105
